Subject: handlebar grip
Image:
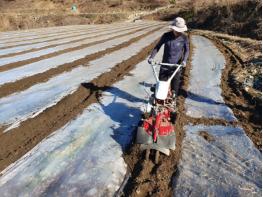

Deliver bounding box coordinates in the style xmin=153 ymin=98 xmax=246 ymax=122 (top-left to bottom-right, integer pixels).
xmin=158 ymin=62 xmax=181 ymax=67
xmin=150 ymin=61 xmax=181 ymax=67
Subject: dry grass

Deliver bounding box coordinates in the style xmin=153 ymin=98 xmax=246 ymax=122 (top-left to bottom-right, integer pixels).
xmin=145 ymin=0 xmax=261 ymax=40
xmin=196 ymin=29 xmax=261 ymax=98
xmin=0 ymin=0 xmax=169 ymax=31
xmin=145 ymin=0 xmax=251 ymax=19
xmin=0 ymin=0 xmax=168 ymax=13
xmin=178 ymin=0 xmax=251 ymax=9
xmin=192 ymin=0 xmax=244 ymax=8
xmin=0 ymin=13 xmax=87 ymax=31
xmin=194 ymin=29 xmax=262 ymax=62
xmin=0 ymin=15 xmax=11 ymax=32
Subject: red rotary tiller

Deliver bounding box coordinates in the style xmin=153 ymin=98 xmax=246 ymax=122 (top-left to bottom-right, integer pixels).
xmin=136 ymin=62 xmax=182 ymax=163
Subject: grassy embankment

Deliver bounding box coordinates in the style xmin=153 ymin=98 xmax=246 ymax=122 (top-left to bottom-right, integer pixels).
xmin=0 ymin=0 xmax=169 ymax=32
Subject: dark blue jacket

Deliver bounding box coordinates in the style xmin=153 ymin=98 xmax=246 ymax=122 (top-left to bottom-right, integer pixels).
xmin=149 ymin=31 xmax=189 ymax=64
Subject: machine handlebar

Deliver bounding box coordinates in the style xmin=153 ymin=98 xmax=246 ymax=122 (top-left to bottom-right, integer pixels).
xmin=150 ymin=61 xmax=183 ymax=82
xmin=150 ymin=60 xmax=181 ymax=67
xmin=155 ymin=62 xmax=181 ymax=67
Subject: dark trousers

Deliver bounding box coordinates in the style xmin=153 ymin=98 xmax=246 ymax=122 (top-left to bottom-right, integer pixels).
xmin=158 ymin=65 xmax=182 ymax=95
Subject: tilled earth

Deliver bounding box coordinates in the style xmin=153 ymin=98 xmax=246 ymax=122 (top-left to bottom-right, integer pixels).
xmin=0 ymin=21 xmax=261 ymax=196
xmin=122 ymin=32 xmax=262 ymax=196
xmin=121 ymin=33 xmax=194 ymax=197
xmin=194 ymin=30 xmax=262 ymax=149
xmin=0 ymin=21 xmax=165 ymax=171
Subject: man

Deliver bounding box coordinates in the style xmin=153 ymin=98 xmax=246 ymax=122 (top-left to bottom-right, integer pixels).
xmin=148 ymin=17 xmax=189 ymax=98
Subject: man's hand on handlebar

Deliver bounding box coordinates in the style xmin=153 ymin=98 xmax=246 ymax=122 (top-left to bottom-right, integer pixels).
xmin=182 ymin=61 xmax=186 ymax=68
xmin=148 ymin=58 xmax=154 ymax=64
xmin=148 ymin=59 xmax=184 ymax=68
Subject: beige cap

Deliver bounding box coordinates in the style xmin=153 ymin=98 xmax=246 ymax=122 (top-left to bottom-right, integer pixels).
xmin=169 ymin=17 xmax=187 ymax=32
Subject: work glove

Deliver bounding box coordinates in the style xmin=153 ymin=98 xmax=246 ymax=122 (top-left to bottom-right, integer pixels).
xmin=148 ymin=58 xmax=154 ymax=64
xmin=182 ymin=61 xmax=187 ymax=68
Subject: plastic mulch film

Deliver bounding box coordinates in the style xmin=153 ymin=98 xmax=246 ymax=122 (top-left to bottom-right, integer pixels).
xmin=173 ymin=124 xmax=262 ymax=197
xmin=185 ymin=35 xmax=236 ymax=121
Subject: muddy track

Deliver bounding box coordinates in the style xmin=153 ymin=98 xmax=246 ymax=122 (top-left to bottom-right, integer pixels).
xmin=0 ymin=26 xmax=163 ymax=99
xmin=0 ymin=35 xmax=160 ymax=172
xmin=196 ymin=32 xmax=262 ymax=150
xmin=0 ymin=25 xmax=157 ymax=72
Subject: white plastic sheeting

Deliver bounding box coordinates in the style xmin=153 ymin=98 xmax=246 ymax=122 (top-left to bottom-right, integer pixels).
xmin=0 ymin=25 xmax=98 ymax=42
xmin=0 ymin=23 xmax=137 ymax=45
xmin=0 ymin=27 xmax=166 ymax=131
xmin=0 ymin=22 xmax=144 ymax=41
xmin=174 ymin=35 xmax=261 ymax=196
xmin=0 ymin=23 xmax=155 ymax=66
xmin=0 ymin=22 xmax=150 ymax=56
xmin=0 ymin=29 xmax=93 ymax=48
xmin=185 ymin=35 xmax=236 ymax=121
xmin=0 ymin=25 xmax=163 ymax=86
xmin=0 ymin=59 xmax=156 ymax=197
xmin=173 ymin=124 xmax=262 ymax=197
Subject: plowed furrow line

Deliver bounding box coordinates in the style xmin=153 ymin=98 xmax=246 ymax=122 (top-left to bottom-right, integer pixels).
xmin=0 ymin=30 xmax=102 ymax=56
xmin=0 ymin=25 xmax=107 ymax=43
xmin=0 ymin=24 xmax=156 ymax=70
xmin=0 ymin=23 xmax=149 ymax=58
xmin=0 ymin=25 xmax=96 ymax=38
xmin=0 ymin=28 xmax=96 ymax=47
xmin=0 ymin=22 xmax=154 ymax=46
xmin=0 ymin=26 xmax=163 ymax=98
xmin=0 ymin=34 xmax=161 ymax=172
xmin=0 ymin=25 xmax=160 ymax=86
xmin=0 ymin=27 xmax=164 ymax=131
xmin=0 ymin=23 xmax=147 ymax=52
xmin=0 ymin=23 xmax=148 ymax=41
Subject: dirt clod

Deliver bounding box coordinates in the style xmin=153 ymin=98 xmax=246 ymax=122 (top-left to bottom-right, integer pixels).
xmin=199 ymin=131 xmax=215 ymax=142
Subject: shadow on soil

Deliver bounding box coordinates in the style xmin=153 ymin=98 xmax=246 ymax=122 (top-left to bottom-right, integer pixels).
xmin=180 ymin=89 xmax=225 ymax=105
xmin=81 ymin=82 xmax=147 ymax=151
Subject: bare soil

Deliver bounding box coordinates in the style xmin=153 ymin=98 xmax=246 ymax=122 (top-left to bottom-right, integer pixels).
xmin=0 ymin=25 xmax=151 ymax=71
xmin=195 ymin=31 xmax=262 ymax=150
xmin=0 ymin=1 xmax=261 ymax=192
xmin=122 ymin=33 xmax=194 ymax=197
xmin=0 ymin=28 xmax=163 ymax=172
xmin=0 ymin=25 xmax=163 ymax=98
xmin=121 ymin=31 xmax=261 ymax=196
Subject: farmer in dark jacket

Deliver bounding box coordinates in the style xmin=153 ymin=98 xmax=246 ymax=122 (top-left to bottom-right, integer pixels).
xmin=148 ymin=17 xmax=189 ymax=98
